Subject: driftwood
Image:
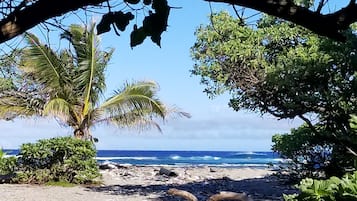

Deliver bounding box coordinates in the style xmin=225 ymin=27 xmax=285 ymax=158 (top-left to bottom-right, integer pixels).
xmin=159 ymin=167 xmax=178 ymax=177
xmin=168 ymin=188 xmax=253 ymax=201
xmin=208 ymin=191 xmax=253 ymax=201
xmin=168 ymin=188 xmax=198 ymax=201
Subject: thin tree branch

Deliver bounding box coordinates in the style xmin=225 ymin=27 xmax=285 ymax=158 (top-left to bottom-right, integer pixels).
xmin=316 ymin=0 xmax=326 ymax=13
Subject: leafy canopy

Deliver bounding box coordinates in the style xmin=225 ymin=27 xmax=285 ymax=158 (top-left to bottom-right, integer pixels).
xmin=191 ymin=12 xmax=357 ymax=176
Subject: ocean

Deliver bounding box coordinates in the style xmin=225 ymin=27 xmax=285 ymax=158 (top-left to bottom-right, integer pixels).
xmin=3 ymin=149 xmax=283 ymax=168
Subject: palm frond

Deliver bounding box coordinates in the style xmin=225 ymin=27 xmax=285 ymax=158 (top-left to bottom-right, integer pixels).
xmin=97 ymin=80 xmax=190 ymax=132
xmin=96 ymin=109 xmax=163 ymax=132
xmin=22 ymin=33 xmax=69 ymax=91
xmin=101 ymin=80 xmax=166 ymax=119
xmin=164 ymin=106 xmax=192 ymax=119
xmin=81 ymin=108 xmax=104 ymax=129
xmin=43 ymin=98 xmax=73 ymax=123
xmin=0 ymin=90 xmax=45 ymax=119
xmin=0 ymin=105 xmax=37 ymax=120
xmin=63 ymin=23 xmax=110 ymax=116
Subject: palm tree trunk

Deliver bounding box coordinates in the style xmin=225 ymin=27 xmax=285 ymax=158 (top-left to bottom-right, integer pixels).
xmin=74 ymin=128 xmax=84 ymax=139
xmin=74 ymin=127 xmax=93 ymax=142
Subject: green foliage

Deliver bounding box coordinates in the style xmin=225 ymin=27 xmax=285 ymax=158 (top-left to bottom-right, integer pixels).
xmin=0 ymin=50 xmax=45 ymax=121
xmin=272 ymin=123 xmax=356 ymax=178
xmin=0 ymin=148 xmax=3 ymax=158
xmin=192 ymin=11 xmax=357 ymax=177
xmin=0 ymin=78 xmax=15 ymax=91
xmin=284 ymin=171 xmax=357 ymax=201
xmin=294 ymin=0 xmax=314 ymax=7
xmin=13 ymin=136 xmax=100 ymax=184
xmin=272 ymin=124 xmax=336 ymax=179
xmin=0 ymin=149 xmax=17 ymax=175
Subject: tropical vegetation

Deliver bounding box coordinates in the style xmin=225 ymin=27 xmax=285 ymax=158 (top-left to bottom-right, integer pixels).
xmin=0 ymin=148 xmax=16 ymax=175
xmin=191 ymin=10 xmax=357 ymax=200
xmin=0 ymin=137 xmax=100 ymax=184
xmin=284 ymin=171 xmax=357 ymax=201
xmin=0 ymin=23 xmax=190 ymax=142
xmin=191 ymin=11 xmax=357 ymax=177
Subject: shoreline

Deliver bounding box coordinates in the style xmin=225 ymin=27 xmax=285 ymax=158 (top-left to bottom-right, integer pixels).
xmin=0 ymin=165 xmax=297 ymax=201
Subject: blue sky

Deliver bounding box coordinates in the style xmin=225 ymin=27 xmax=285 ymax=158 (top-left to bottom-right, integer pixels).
xmin=0 ymin=0 xmax=304 ymax=151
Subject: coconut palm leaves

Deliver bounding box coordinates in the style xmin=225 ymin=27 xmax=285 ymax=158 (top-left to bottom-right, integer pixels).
xmin=0 ymin=23 xmax=190 ymax=141
xmin=99 ymin=81 xmax=166 ymax=131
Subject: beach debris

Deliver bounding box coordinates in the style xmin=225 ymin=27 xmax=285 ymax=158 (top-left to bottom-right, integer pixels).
xmin=208 ymin=191 xmax=253 ymax=201
xmin=168 ymin=188 xmax=253 ymax=201
xmin=158 ymin=167 xmax=178 ymax=177
xmin=168 ymin=188 xmax=198 ymax=201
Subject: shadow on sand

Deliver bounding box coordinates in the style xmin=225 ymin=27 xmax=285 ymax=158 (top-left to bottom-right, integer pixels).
xmin=86 ymin=175 xmax=298 ymax=201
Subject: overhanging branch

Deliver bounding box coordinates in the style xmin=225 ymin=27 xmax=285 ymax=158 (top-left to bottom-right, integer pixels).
xmin=205 ymin=0 xmax=357 ymax=41
xmin=0 ymin=0 xmax=357 ymax=44
xmin=0 ymin=0 xmax=106 ymax=44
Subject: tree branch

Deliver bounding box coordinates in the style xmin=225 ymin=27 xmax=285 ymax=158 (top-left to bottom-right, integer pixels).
xmin=316 ymin=0 xmax=325 ymax=13
xmin=0 ymin=0 xmax=106 ymax=44
xmin=0 ymin=0 xmax=357 ymax=44
xmin=205 ymin=0 xmax=357 ymax=41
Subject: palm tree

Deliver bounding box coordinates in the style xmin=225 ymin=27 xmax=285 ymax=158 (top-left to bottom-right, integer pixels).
xmin=0 ymin=23 xmax=190 ymax=141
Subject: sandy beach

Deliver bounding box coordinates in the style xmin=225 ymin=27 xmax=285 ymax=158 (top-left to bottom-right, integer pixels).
xmin=0 ymin=166 xmax=297 ymax=201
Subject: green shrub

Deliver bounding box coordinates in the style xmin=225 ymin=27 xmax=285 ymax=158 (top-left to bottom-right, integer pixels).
xmin=14 ymin=136 xmax=100 ymax=184
xmin=284 ymin=171 xmax=357 ymax=201
xmin=272 ymin=123 xmax=356 ymax=180
xmin=0 ymin=149 xmax=17 ymax=175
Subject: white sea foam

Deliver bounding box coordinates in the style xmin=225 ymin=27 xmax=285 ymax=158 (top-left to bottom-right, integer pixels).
xmin=232 ymin=152 xmax=267 ymax=156
xmin=96 ymin=156 xmax=158 ymax=160
xmin=188 ymin=156 xmax=221 ymax=160
xmin=170 ymin=155 xmax=181 ymax=160
xmin=272 ymin=158 xmax=285 ymax=162
xmin=170 ymin=155 xmax=221 ymax=161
